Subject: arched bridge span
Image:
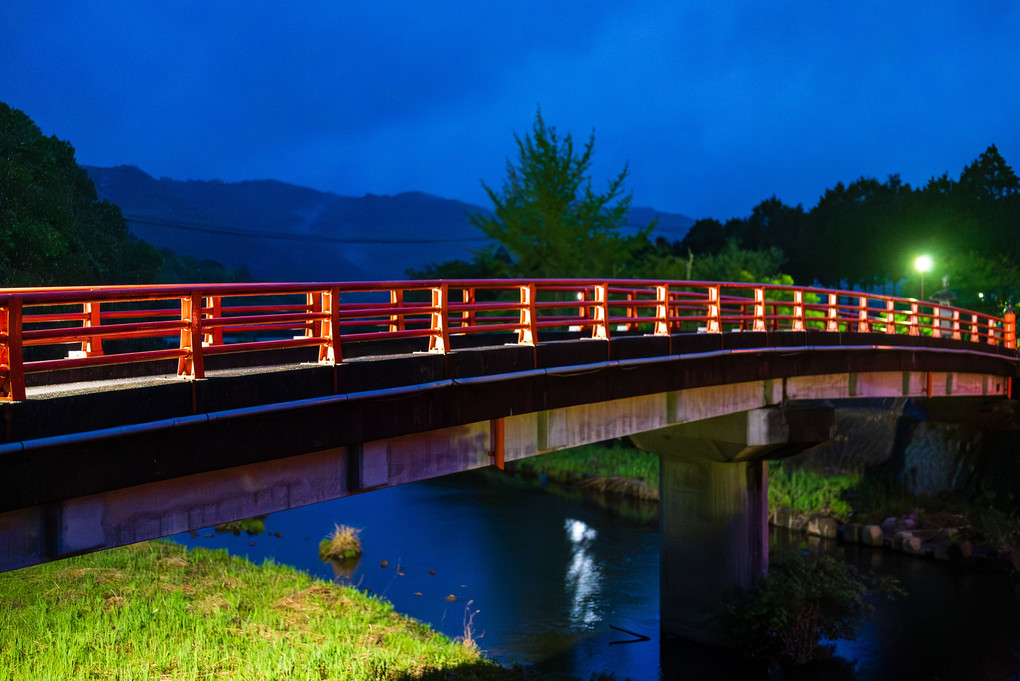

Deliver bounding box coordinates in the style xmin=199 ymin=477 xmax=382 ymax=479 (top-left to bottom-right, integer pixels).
xmin=1 ymin=279 xmax=1017 ymax=641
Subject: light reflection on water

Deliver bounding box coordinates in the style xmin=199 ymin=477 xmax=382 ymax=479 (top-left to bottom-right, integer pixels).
xmin=564 ymin=518 xmax=602 ymax=628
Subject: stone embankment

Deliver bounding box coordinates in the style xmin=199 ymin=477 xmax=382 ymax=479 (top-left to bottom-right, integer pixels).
xmin=772 ymin=506 xmax=1020 ymax=574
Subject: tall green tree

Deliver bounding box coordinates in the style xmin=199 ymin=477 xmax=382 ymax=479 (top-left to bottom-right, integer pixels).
xmin=469 ymin=109 xmax=652 ymax=278
xmin=0 ymin=102 xmax=162 ymax=285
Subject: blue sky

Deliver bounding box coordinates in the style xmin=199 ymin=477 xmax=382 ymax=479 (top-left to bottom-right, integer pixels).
xmin=3 ymin=2 xmax=1019 ymax=220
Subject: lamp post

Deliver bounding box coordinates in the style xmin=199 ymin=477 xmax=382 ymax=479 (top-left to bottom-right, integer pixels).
xmin=915 ymin=255 xmax=933 ymax=299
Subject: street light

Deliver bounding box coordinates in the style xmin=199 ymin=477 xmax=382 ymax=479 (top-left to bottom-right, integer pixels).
xmin=915 ymin=255 xmax=933 ymax=299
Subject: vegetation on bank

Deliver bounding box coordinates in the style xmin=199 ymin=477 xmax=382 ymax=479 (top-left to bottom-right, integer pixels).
xmin=0 ymin=541 xmax=576 ymax=681
xmin=767 ymin=463 xmax=858 ymax=521
xmin=509 ymin=440 xmax=659 ymax=500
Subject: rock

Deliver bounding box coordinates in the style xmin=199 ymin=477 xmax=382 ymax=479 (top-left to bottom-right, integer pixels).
xmin=862 ymin=525 xmax=885 ymax=547
xmin=1004 ymin=549 xmax=1020 ymax=572
xmin=902 ymin=534 xmax=924 ymax=555
xmin=948 ymin=539 xmax=974 ymax=562
xmin=897 ymin=530 xmax=930 ymax=554
xmin=880 ymin=517 xmax=900 ymax=535
xmin=928 ymin=530 xmax=953 ymax=561
xmin=840 ymin=522 xmax=862 ymax=544
xmin=772 ymin=506 xmax=797 ymax=529
xmin=806 ymin=513 xmax=839 ymax=539
xmin=892 ymin=530 xmax=913 ymax=551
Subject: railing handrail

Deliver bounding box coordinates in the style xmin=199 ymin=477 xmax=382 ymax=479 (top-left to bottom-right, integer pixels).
xmin=0 ymin=279 xmax=1014 ymax=401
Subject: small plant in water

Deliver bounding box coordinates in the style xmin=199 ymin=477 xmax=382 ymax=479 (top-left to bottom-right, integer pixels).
xmin=457 ymin=600 xmax=482 ymax=649
xmin=318 ymin=524 xmax=362 ymax=563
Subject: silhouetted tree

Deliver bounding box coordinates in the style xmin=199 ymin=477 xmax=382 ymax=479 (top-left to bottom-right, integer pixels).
xmin=468 ymin=109 xmax=653 ymax=278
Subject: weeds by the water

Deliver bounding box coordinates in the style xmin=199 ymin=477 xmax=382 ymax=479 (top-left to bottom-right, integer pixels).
xmin=519 ymin=439 xmax=659 ymax=497
xmin=768 ymin=462 xmax=858 ymax=520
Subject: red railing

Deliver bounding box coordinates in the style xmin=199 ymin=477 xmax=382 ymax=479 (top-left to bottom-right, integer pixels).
xmin=0 ymin=280 xmax=1014 ymax=401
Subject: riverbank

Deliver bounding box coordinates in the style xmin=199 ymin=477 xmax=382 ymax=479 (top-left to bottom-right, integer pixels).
xmin=0 ymin=541 xmax=561 ymax=680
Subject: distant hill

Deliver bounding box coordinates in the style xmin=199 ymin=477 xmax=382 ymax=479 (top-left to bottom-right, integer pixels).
xmin=86 ymin=165 xmax=693 ymax=281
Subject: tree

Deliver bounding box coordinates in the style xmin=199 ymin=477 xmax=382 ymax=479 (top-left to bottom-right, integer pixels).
xmin=958 ymin=144 xmax=1020 ymax=202
xmin=0 ymin=102 xmax=162 ymax=285
xmin=678 ymin=217 xmax=726 ymax=255
xmin=468 ymin=109 xmax=652 ymax=278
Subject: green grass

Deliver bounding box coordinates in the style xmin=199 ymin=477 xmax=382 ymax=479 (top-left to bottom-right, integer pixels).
xmin=0 ymin=541 xmax=553 ymax=681
xmin=523 ymin=440 xmax=659 ymax=491
xmin=767 ymin=463 xmax=859 ymax=520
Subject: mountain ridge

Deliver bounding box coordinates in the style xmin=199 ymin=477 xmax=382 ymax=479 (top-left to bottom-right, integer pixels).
xmin=86 ymin=165 xmax=693 ymax=281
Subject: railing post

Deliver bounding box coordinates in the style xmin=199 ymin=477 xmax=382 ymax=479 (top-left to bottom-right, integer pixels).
xmin=932 ymin=306 xmax=942 ymax=339
xmin=177 ymin=293 xmax=205 ymax=379
xmin=826 ymin=293 xmax=839 ymax=332
xmin=951 ymin=309 xmax=961 ymax=340
xmin=0 ymin=297 xmax=25 ymax=401
xmin=654 ymin=284 xmax=670 ymax=336
xmin=857 ymin=296 xmax=870 ymax=333
xmin=970 ymin=313 xmax=980 ymax=343
xmin=706 ymin=285 xmax=721 ymax=333
xmin=389 ymin=289 xmax=405 ymax=332
xmin=885 ymin=299 xmax=896 ymax=334
xmin=592 ymin=283 xmax=610 ymax=339
xmin=460 ymin=287 xmax=475 ymax=328
xmin=203 ymin=296 xmax=223 ymax=346
xmin=909 ymin=302 xmax=920 ymax=336
xmin=792 ymin=290 xmax=805 ymax=332
xmin=625 ymin=291 xmax=636 ymax=331
xmin=428 ymin=283 xmax=450 ymax=353
xmin=319 ymin=286 xmax=341 ymax=363
xmin=518 ymin=283 xmax=537 ymax=345
xmin=81 ymin=301 xmax=103 ymax=356
xmin=1004 ymin=310 xmax=1015 ymax=349
xmin=752 ymin=287 xmax=766 ymax=332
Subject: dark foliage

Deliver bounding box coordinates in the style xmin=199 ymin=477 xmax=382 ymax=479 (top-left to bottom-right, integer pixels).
xmin=0 ymin=102 xmax=162 ymax=285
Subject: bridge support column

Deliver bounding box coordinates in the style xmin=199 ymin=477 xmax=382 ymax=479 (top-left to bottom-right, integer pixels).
xmin=657 ymin=453 xmax=767 ymax=646
xmin=632 ymin=406 xmax=833 ymax=647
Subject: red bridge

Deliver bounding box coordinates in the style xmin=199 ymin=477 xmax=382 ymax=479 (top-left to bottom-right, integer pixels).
xmin=1 ymin=279 xmax=1017 ymax=644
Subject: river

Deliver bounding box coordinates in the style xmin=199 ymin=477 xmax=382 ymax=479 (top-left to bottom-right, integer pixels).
xmin=174 ymin=468 xmax=1020 ymax=680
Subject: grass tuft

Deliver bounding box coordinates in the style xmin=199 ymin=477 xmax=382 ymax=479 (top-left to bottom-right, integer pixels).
xmin=318 ymin=523 xmax=363 ymax=563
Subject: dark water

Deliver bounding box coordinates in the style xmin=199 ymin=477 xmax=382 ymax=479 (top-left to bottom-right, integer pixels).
xmin=174 ymin=469 xmax=1020 ymax=680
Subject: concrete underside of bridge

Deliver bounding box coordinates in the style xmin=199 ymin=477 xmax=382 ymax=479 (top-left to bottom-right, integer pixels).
xmin=1 ymin=333 xmax=1017 ymax=644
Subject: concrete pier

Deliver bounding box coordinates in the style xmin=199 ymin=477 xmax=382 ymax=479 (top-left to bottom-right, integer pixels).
xmin=656 ymin=455 xmax=768 ymax=645
xmin=633 ymin=406 xmax=833 ymax=645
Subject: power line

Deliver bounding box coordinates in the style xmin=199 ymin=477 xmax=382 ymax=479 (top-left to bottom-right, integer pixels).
xmin=124 ymin=215 xmax=492 ymax=244
xmin=124 ymin=213 xmax=691 ymax=244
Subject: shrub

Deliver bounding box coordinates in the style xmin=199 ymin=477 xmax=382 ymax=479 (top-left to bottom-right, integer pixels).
xmin=721 ymin=551 xmax=872 ymax=666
